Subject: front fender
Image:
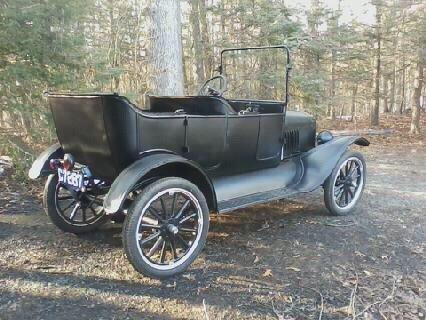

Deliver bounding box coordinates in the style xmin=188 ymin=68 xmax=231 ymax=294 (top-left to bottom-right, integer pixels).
xmin=296 ymin=136 xmax=369 ymax=192
xmin=103 ymin=153 xmax=216 ymax=214
xmin=28 ymin=143 xmax=64 ymax=179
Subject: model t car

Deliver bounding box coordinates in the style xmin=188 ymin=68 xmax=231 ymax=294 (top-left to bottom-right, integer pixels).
xmin=29 ymin=45 xmax=369 ymax=278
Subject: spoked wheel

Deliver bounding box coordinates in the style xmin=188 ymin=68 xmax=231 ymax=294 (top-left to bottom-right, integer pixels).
xmin=324 ymin=151 xmax=366 ymax=216
xmin=43 ymin=174 xmax=108 ymax=233
xmin=123 ymin=177 xmax=209 ymax=279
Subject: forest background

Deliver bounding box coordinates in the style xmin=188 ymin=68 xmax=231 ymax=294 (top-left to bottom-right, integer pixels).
xmin=0 ymin=0 xmax=424 ymax=175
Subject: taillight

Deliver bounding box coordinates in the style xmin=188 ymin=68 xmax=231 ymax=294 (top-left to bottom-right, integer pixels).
xmin=63 ymin=153 xmax=75 ymax=171
xmin=49 ymin=159 xmax=61 ymax=170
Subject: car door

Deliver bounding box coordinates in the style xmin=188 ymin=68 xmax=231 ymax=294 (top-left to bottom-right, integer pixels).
xmin=185 ymin=115 xmax=227 ymax=170
xmin=222 ymin=113 xmax=260 ymax=174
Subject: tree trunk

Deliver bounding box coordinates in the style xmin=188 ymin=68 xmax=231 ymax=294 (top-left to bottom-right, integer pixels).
xmin=108 ymin=0 xmax=120 ymax=91
xmin=198 ymin=0 xmax=212 ymax=77
xmin=190 ymin=0 xmax=205 ymax=86
xmin=389 ymin=0 xmax=398 ymax=113
xmin=0 ymin=110 xmax=5 ymax=128
xmin=147 ymin=0 xmax=184 ymax=96
xmin=383 ymin=75 xmax=389 ymax=112
xmin=132 ymin=0 xmax=143 ymax=95
xmin=351 ymin=85 xmax=358 ymax=120
xmin=396 ymin=14 xmax=407 ymax=114
xmin=390 ymin=64 xmax=396 ymax=112
xmin=398 ymin=67 xmax=406 ymax=114
xmin=329 ymin=47 xmax=336 ymax=120
xmin=410 ymin=59 xmax=424 ymax=134
xmin=328 ymin=4 xmax=341 ymax=121
xmin=371 ymin=4 xmax=381 ymax=127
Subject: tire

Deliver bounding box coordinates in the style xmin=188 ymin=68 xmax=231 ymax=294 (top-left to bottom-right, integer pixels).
xmin=43 ymin=174 xmax=108 ymax=234
xmin=123 ymin=177 xmax=209 ymax=279
xmin=323 ymin=151 xmax=366 ymax=216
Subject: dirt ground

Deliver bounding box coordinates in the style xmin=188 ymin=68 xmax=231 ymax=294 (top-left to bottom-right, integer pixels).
xmin=0 ymin=118 xmax=425 ymax=319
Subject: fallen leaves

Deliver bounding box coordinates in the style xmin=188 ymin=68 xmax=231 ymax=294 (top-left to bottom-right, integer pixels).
xmin=354 ymin=250 xmax=366 ymax=257
xmin=363 ymin=270 xmax=373 ymax=277
xmin=285 ymin=267 xmax=301 ymax=272
xmin=257 ymin=220 xmax=270 ymax=232
xmin=411 ymin=246 xmax=424 ymax=255
xmin=253 ymin=255 xmax=260 ymax=264
xmin=182 ymin=273 xmax=195 ymax=281
xmin=335 ymin=305 xmax=355 ymax=316
xmin=263 ymin=269 xmax=273 ymax=277
xmin=34 ymin=265 xmax=57 ymax=270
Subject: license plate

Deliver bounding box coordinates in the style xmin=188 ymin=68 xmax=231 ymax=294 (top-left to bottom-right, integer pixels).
xmin=58 ymin=168 xmax=84 ymax=190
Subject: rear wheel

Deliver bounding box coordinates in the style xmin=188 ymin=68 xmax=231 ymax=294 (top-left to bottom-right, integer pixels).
xmin=323 ymin=151 xmax=366 ymax=216
xmin=43 ymin=174 xmax=108 ymax=234
xmin=123 ymin=177 xmax=209 ymax=279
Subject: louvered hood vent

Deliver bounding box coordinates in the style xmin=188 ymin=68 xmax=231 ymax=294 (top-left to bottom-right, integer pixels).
xmin=283 ymin=129 xmax=300 ymax=156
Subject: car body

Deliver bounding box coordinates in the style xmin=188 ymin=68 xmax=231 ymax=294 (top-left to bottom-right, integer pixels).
xmin=29 ymin=45 xmax=369 ymax=278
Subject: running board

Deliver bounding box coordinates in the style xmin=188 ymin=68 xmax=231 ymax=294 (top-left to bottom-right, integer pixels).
xmin=212 ymin=157 xmax=303 ymax=213
xmin=217 ymin=187 xmax=299 ymax=213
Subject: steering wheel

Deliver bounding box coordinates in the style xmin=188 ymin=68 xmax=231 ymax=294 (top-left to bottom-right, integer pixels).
xmin=197 ymin=75 xmax=228 ymax=96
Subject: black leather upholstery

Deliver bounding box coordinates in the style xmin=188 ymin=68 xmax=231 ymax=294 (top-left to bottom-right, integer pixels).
xmin=228 ymin=99 xmax=284 ymax=114
xmin=148 ymin=96 xmax=236 ymax=115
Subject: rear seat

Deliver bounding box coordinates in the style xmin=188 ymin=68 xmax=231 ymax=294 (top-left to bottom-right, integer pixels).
xmin=147 ymin=96 xmax=236 ymax=115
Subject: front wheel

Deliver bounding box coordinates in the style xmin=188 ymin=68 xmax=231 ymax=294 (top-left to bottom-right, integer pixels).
xmin=323 ymin=151 xmax=366 ymax=216
xmin=123 ymin=177 xmax=209 ymax=279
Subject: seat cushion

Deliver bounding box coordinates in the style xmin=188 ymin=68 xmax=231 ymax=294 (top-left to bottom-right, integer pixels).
xmin=148 ymin=96 xmax=236 ymax=115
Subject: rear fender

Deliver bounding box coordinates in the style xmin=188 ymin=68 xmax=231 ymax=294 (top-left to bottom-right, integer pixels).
xmin=28 ymin=143 xmax=64 ymax=179
xmin=296 ymin=136 xmax=369 ymax=192
xmin=103 ymin=153 xmax=217 ymax=214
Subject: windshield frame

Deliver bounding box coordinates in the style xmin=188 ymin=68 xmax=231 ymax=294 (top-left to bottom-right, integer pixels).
xmin=218 ymin=45 xmax=291 ymax=104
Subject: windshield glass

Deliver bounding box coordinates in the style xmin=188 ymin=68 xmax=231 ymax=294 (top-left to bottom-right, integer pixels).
xmin=220 ymin=47 xmax=288 ymax=101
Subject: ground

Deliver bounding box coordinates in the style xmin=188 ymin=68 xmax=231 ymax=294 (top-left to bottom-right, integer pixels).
xmin=0 ymin=115 xmax=425 ymax=320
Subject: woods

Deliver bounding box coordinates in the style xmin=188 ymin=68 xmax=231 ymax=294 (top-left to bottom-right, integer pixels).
xmin=0 ymin=0 xmax=425 ymax=169
xmin=1 ymin=2 xmax=426 ymax=318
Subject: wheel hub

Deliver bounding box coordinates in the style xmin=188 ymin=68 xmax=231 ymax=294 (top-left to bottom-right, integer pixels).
xmin=166 ymin=224 xmax=179 ymax=235
xmin=159 ymin=221 xmax=179 ymax=237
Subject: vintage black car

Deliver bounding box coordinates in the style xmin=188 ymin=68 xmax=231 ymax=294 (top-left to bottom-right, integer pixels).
xmin=29 ymin=45 xmax=369 ymax=278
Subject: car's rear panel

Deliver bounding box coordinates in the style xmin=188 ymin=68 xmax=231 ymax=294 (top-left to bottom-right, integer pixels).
xmin=48 ymin=94 xmax=137 ymax=179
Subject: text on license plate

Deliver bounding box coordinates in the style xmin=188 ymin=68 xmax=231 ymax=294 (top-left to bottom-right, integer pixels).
xmin=58 ymin=168 xmax=83 ymax=189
